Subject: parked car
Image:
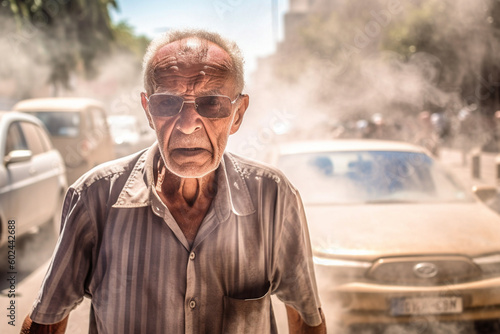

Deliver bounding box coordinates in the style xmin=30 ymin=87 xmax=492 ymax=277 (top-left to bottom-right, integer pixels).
xmin=14 ymin=98 xmax=115 ymax=184
xmin=107 ymin=115 xmax=156 ymax=158
xmin=269 ymin=139 xmax=500 ymax=332
xmin=0 ymin=111 xmax=67 ymax=244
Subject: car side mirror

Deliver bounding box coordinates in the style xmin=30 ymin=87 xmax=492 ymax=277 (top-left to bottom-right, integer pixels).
xmin=4 ymin=150 xmax=33 ymax=166
xmin=472 ymin=185 xmax=498 ymax=202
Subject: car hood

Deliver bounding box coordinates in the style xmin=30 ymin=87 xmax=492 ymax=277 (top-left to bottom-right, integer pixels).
xmin=305 ymin=202 xmax=500 ymax=261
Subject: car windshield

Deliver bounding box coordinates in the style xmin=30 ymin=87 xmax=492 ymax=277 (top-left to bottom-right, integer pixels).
xmin=27 ymin=111 xmax=80 ymax=137
xmin=278 ymin=150 xmax=474 ymax=205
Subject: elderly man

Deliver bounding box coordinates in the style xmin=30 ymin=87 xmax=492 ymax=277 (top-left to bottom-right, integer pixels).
xmin=21 ymin=29 xmax=325 ymax=333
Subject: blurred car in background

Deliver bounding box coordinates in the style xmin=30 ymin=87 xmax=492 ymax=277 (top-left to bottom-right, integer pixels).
xmin=0 ymin=111 xmax=67 ymax=244
xmin=107 ymin=115 xmax=156 ymax=158
xmin=269 ymin=140 xmax=500 ymax=332
xmin=14 ymin=98 xmax=114 ymax=184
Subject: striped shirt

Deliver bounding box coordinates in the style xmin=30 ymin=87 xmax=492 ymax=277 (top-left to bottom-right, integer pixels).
xmin=30 ymin=143 xmax=322 ymax=333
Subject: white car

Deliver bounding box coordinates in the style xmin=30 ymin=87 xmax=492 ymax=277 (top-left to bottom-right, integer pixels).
xmin=14 ymin=98 xmax=115 ymax=184
xmin=270 ymin=139 xmax=500 ymax=333
xmin=0 ymin=111 xmax=67 ymax=244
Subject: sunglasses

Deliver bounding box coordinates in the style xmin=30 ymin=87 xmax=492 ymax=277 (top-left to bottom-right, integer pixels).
xmin=145 ymin=93 xmax=241 ymax=118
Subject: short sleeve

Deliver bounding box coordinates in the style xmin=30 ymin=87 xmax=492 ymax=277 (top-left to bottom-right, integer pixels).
xmin=30 ymin=187 xmax=96 ymax=324
xmin=271 ymin=186 xmax=323 ymax=327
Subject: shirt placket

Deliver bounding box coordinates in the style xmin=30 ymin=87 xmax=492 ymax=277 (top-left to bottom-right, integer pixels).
xmin=150 ymin=189 xmax=202 ymax=334
xmin=184 ymin=248 xmax=197 ymax=334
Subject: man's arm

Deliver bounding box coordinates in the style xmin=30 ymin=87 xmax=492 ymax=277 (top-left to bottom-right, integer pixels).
xmin=286 ymin=305 xmax=327 ymax=334
xmin=20 ymin=314 xmax=68 ymax=334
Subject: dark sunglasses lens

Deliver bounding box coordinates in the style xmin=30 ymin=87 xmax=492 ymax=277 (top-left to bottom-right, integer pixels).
xmin=196 ymin=96 xmax=232 ymax=118
xmin=149 ymin=95 xmax=183 ymax=116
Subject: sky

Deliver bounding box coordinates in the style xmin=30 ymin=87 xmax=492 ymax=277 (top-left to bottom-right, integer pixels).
xmin=109 ymin=0 xmax=289 ymax=77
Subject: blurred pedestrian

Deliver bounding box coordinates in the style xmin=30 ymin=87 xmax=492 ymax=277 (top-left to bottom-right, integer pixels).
xmin=21 ymin=29 xmax=326 ymax=333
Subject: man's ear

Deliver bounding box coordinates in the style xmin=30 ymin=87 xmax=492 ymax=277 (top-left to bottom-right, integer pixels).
xmin=230 ymin=94 xmax=249 ymax=135
xmin=140 ymin=92 xmax=155 ymax=129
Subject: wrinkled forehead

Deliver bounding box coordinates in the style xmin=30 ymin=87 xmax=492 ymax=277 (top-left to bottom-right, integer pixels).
xmin=152 ymin=38 xmax=234 ymax=88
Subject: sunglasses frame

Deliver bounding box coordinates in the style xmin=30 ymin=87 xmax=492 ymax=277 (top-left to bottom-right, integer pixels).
xmin=145 ymin=93 xmax=241 ymax=118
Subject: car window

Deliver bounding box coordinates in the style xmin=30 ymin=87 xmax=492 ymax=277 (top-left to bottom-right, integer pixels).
xmin=27 ymin=111 xmax=81 ymax=137
xmin=19 ymin=122 xmax=47 ymax=155
xmin=5 ymin=122 xmax=28 ymax=155
xmin=279 ymin=150 xmax=473 ymax=204
xmin=34 ymin=124 xmax=53 ymax=151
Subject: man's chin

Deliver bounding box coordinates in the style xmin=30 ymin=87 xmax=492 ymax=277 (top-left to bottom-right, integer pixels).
xmin=165 ymin=160 xmax=218 ymax=179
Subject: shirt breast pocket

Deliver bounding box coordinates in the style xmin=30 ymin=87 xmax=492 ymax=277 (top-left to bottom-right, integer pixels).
xmin=222 ymin=286 xmax=274 ymax=333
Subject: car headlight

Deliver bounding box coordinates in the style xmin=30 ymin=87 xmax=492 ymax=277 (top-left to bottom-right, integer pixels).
xmin=473 ymin=253 xmax=500 ymax=276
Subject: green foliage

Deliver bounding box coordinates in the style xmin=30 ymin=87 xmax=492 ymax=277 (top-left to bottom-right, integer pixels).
xmin=381 ymin=0 xmax=498 ymax=107
xmin=267 ymin=0 xmax=500 ymax=116
xmin=112 ymin=20 xmax=150 ymax=60
xmin=2 ymin=0 xmax=119 ymax=92
xmin=382 ymin=1 xmax=437 ymax=56
xmin=1 ymin=0 xmax=151 ymax=98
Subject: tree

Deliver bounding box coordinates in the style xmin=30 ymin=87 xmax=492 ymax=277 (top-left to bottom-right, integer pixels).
xmin=112 ymin=20 xmax=150 ymax=60
xmin=1 ymin=0 xmax=118 ymax=95
xmin=381 ymin=0 xmax=495 ymax=106
xmin=255 ymin=0 xmax=500 ymax=122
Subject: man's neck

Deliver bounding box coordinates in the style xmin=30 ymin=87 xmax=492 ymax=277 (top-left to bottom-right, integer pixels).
xmin=156 ymin=160 xmax=217 ymax=206
xmin=155 ymin=159 xmax=217 ymax=244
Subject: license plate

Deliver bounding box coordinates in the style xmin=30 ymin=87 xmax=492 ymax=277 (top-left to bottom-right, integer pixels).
xmin=390 ymin=296 xmax=463 ymax=316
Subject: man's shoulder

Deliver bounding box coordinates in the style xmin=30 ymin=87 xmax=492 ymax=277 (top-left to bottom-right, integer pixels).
xmin=224 ymin=152 xmax=295 ymax=191
xmin=70 ymin=149 xmax=147 ymax=193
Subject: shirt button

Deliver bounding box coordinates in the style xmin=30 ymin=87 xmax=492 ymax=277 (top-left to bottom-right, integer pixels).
xmin=189 ymin=252 xmax=196 ymax=260
xmin=189 ymin=300 xmax=196 ymax=309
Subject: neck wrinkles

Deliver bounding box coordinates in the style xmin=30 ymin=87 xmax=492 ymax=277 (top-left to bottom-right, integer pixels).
xmin=155 ymin=157 xmax=217 ymax=206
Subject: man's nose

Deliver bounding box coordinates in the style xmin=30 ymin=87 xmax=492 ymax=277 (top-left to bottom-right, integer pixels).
xmin=175 ymin=101 xmax=203 ymax=134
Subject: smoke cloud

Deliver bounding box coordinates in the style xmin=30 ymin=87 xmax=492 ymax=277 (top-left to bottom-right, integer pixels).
xmin=232 ymin=0 xmax=500 ymax=157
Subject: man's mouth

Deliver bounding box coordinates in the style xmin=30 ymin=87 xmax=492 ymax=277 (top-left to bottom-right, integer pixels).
xmin=171 ymin=147 xmax=211 ymax=157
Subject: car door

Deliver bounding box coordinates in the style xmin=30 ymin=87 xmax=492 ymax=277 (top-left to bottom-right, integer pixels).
xmin=2 ymin=121 xmax=33 ymax=236
xmin=19 ymin=121 xmax=62 ymax=227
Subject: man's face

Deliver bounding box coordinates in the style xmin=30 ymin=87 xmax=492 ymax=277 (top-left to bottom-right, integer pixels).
xmin=141 ymin=38 xmax=249 ymax=178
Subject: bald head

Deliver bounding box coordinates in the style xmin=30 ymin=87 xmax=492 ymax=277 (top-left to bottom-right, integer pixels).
xmin=150 ymin=38 xmax=237 ymax=96
xmin=143 ymin=29 xmax=245 ymax=96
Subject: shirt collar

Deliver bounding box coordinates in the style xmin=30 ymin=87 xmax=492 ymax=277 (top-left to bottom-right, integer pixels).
xmin=112 ymin=143 xmax=255 ymax=217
